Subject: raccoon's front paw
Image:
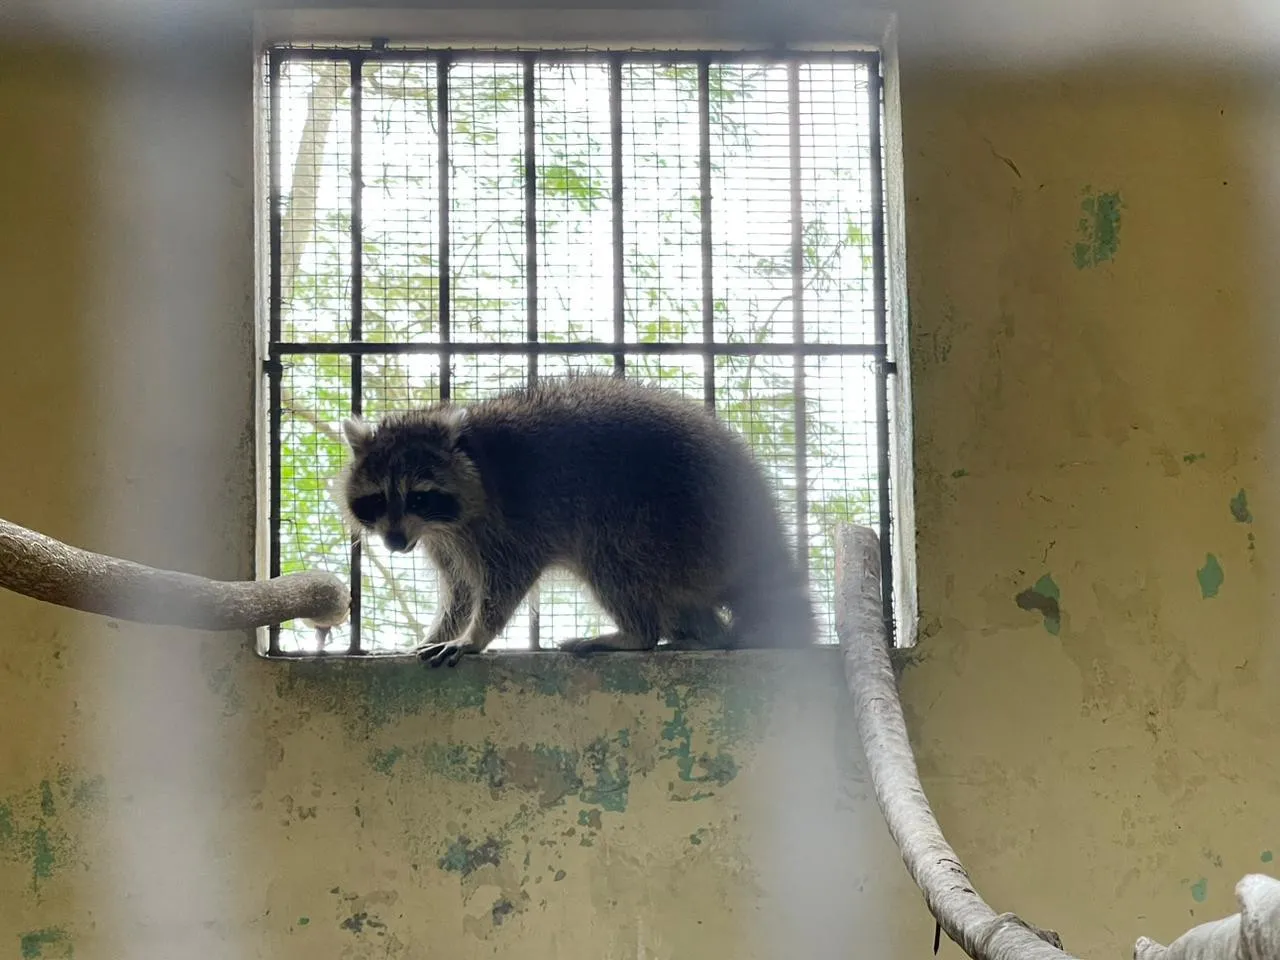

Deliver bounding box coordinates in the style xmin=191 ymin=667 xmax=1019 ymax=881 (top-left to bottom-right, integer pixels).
xmin=416 ymin=640 xmax=472 ymax=668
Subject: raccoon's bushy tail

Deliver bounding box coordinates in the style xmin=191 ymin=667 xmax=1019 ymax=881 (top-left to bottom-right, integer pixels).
xmin=725 ymin=559 xmax=818 ymax=649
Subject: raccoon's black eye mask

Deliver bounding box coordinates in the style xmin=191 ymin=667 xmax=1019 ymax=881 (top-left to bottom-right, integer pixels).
xmin=406 ymin=490 xmax=461 ymax=523
xmin=349 ymin=493 xmax=386 ymax=526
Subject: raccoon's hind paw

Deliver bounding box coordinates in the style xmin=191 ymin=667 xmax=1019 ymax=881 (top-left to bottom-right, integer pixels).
xmin=416 ymin=640 xmax=471 ymax=668
xmin=558 ymin=632 xmax=655 ymax=656
xmin=557 ymin=637 xmax=605 ymax=657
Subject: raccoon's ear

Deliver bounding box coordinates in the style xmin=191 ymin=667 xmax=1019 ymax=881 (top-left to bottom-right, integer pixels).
xmin=444 ymin=407 xmax=475 ymax=459
xmin=341 ymin=417 xmax=374 ymax=455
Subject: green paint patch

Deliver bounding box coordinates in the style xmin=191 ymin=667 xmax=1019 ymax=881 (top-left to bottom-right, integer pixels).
xmin=1191 ymin=878 xmax=1208 ymax=902
xmin=369 ymin=746 xmax=404 ymax=775
xmin=1262 ymin=850 xmax=1273 ymax=863
xmin=689 ymin=828 xmax=708 ymax=846
xmin=1198 ymin=554 xmax=1224 ymax=599
xmin=419 ymin=734 xmax=633 ymax=811
xmin=276 ymin=659 xmax=489 ymax=729
xmin=0 ymin=771 xmax=103 ymax=894
xmin=594 ymin=659 xmax=653 ymax=695
xmin=1183 ymin=452 xmax=1206 ymax=464
xmin=577 ymin=808 xmax=602 ymax=830
xmin=1015 ymin=574 xmax=1061 ymax=635
xmin=951 ymin=469 xmax=968 ymax=479
xmin=30 ymin=827 xmax=55 ymax=888
xmin=1231 ymin=489 xmax=1253 ymax=524
xmin=660 ymin=690 xmax=742 ymax=796
xmin=698 ymin=752 xmax=739 ymax=786
xmin=297 ymin=917 xmax=310 ymax=927
xmin=578 ymin=735 xmax=631 ymax=812
xmin=1072 ymin=188 xmax=1124 ymax=269
xmin=439 ymin=835 xmax=502 ymax=877
xmin=19 ymin=928 xmax=69 ymax=959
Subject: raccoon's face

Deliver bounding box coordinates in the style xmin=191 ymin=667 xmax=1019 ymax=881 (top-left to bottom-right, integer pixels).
xmin=336 ymin=410 xmax=476 ymax=554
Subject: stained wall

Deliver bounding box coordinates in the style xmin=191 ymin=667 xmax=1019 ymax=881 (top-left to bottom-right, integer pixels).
xmin=2 ymin=8 xmax=1277 ymax=960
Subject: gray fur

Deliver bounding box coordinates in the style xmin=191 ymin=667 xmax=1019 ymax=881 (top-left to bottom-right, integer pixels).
xmin=334 ymin=375 xmax=817 ymax=666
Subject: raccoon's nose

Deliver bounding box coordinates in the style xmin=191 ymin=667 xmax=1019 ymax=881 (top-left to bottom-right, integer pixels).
xmin=384 ymin=530 xmax=409 ymax=552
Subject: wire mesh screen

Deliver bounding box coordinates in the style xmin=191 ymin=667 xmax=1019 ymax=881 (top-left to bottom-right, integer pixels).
xmin=265 ymin=46 xmax=893 ymax=656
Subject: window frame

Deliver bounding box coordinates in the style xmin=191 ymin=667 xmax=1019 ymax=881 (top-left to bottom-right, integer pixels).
xmin=251 ymin=8 xmax=918 ymax=656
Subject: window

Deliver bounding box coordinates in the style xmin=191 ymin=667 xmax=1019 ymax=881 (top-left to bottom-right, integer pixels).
xmin=256 ymin=27 xmax=914 ymax=657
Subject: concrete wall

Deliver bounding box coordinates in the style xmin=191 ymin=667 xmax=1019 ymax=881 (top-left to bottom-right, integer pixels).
xmin=2 ymin=7 xmax=1278 ymax=959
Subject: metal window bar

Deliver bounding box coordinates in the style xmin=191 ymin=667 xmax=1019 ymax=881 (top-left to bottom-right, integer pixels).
xmin=522 ymin=54 xmax=541 ymax=650
xmin=437 ymin=54 xmax=452 ymax=402
xmin=348 ymin=55 xmax=364 ymax=655
xmin=264 ymin=45 xmax=895 ymax=657
xmin=788 ymin=61 xmax=809 ymax=581
xmin=867 ymin=57 xmax=894 ymax=640
xmin=266 ymin=51 xmax=283 ymax=655
xmin=697 ymin=57 xmax=715 ymax=411
xmin=609 ymin=56 xmax=625 ymax=377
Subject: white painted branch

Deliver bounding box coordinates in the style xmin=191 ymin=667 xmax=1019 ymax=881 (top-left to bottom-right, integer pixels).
xmin=0 ymin=517 xmax=349 ymax=631
xmin=1134 ymin=875 xmax=1280 ymax=960
xmin=834 ymin=523 xmax=1074 ymax=960
xmin=835 ymin=524 xmax=1276 ymax=960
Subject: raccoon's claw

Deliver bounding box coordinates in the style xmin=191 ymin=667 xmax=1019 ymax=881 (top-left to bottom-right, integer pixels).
xmin=416 ymin=641 xmax=469 ymax=668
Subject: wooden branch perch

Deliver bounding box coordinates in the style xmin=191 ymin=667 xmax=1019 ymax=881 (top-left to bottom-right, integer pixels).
xmin=0 ymin=517 xmax=349 ymax=632
xmin=832 ymin=522 xmax=1276 ymax=960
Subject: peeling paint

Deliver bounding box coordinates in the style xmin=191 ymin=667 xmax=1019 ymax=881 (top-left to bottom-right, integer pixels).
xmin=1198 ymin=554 xmax=1224 ymax=599
xmin=1183 ymin=452 xmax=1206 ymax=464
xmin=1072 ymin=187 xmax=1124 ymax=269
xmin=369 ymin=746 xmax=404 ymax=775
xmin=339 ymin=910 xmax=386 ymax=935
xmin=1015 ymin=574 xmax=1061 ymax=635
xmin=491 ymin=897 xmax=516 ymax=926
xmin=439 ymin=835 xmax=503 ymax=876
xmin=1262 ymin=851 xmax=1274 ymax=863
xmin=502 ymin=744 xmax=581 ymax=807
xmin=1230 ymin=489 xmax=1253 ymax=524
xmin=578 ymin=735 xmax=631 ymax=812
xmin=1190 ymin=878 xmax=1208 ymax=902
xmin=276 ymin=660 xmax=489 ymax=728
xmin=661 ymin=690 xmax=741 ymax=797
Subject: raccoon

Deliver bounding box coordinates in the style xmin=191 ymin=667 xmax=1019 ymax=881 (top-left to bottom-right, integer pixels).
xmin=335 ymin=375 xmax=816 ymax=667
